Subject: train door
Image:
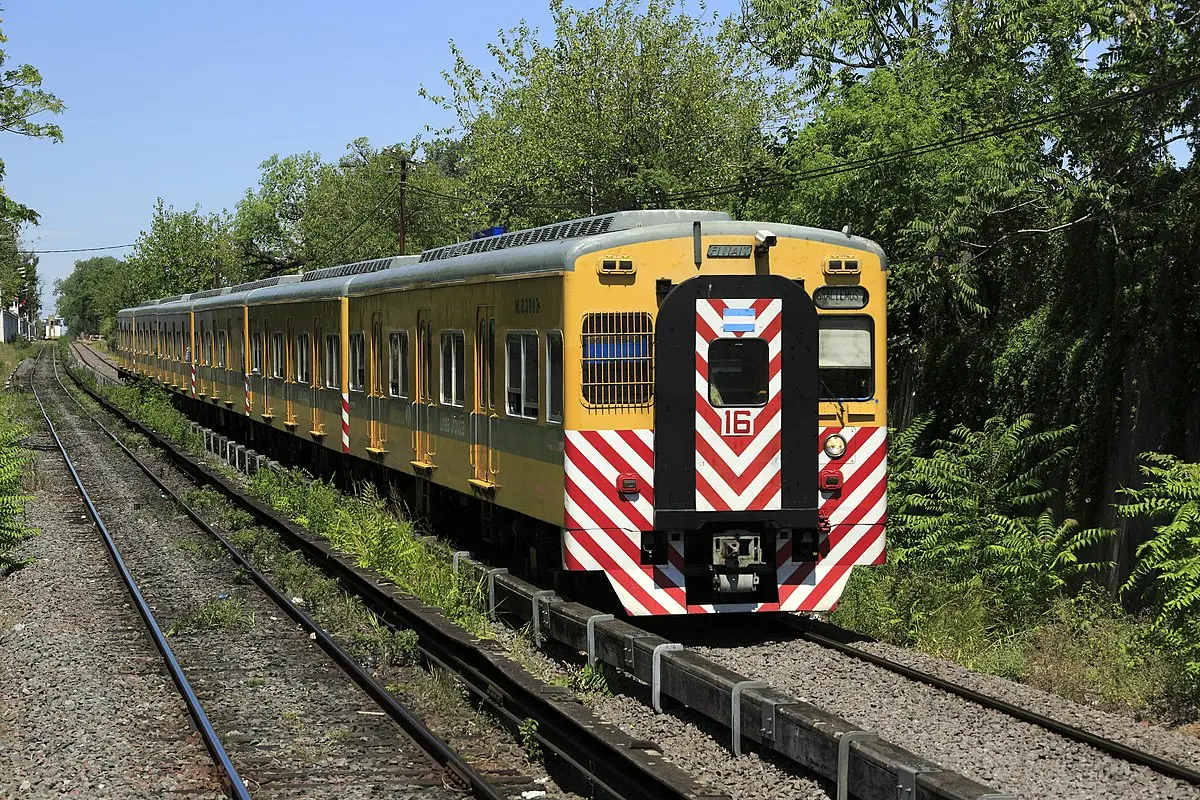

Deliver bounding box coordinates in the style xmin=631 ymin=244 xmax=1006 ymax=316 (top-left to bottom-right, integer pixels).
xmin=412 ymin=309 xmax=435 ymax=468
xmin=284 ymin=316 xmax=296 ymax=427
xmin=368 ymin=312 xmax=387 ymax=453
xmin=470 ymin=306 xmax=497 ymax=488
xmin=310 ymin=316 xmax=324 ymax=435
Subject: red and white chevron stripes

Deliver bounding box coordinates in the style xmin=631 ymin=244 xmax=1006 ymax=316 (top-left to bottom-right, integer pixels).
xmin=695 ymin=298 xmax=781 ymax=511
xmin=244 ymin=373 xmax=251 ymax=416
xmin=341 ymin=392 xmax=351 ymax=453
xmin=562 ymin=423 xmax=887 ymax=616
xmin=190 ymin=363 xmax=196 ymax=396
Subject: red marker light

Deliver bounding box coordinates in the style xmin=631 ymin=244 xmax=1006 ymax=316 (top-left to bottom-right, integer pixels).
xmin=616 ymin=472 xmax=640 ymax=495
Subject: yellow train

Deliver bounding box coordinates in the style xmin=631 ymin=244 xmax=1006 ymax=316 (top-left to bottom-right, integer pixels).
xmin=117 ymin=210 xmax=888 ymax=615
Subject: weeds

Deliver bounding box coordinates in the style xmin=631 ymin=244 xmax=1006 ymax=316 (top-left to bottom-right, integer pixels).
xmin=249 ymin=468 xmax=489 ymax=635
xmin=518 ymin=717 xmax=543 ymax=763
xmin=169 ymin=597 xmax=254 ymax=635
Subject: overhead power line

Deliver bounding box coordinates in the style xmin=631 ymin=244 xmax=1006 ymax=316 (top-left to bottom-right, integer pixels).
xmin=651 ymin=70 xmax=1200 ymax=205
xmin=27 ymin=243 xmax=135 ymax=254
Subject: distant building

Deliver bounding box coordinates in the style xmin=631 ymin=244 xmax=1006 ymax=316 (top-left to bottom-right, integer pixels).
xmin=45 ymin=316 xmax=65 ymax=340
xmin=0 ymin=309 xmax=16 ymax=343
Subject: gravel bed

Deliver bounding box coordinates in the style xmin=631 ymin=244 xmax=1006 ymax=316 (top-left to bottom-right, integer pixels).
xmin=56 ymin=355 xmax=581 ymax=800
xmin=36 ymin=357 xmax=468 ymax=800
xmin=694 ymin=633 xmax=1200 ymax=799
xmin=0 ymin=365 xmax=225 ymax=799
xmin=488 ymin=624 xmax=832 ymax=800
xmin=841 ymin=631 xmax=1200 ymax=768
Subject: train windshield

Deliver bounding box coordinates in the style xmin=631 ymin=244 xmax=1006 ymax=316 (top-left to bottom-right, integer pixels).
xmin=708 ymin=338 xmax=769 ymax=407
xmin=819 ymin=317 xmax=872 ymax=399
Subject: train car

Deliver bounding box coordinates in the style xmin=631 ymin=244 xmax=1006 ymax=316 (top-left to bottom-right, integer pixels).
xmin=117 ymin=209 xmax=887 ymax=615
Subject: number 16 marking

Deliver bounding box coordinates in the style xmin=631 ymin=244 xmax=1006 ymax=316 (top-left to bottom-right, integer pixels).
xmin=721 ymin=409 xmax=754 ymax=437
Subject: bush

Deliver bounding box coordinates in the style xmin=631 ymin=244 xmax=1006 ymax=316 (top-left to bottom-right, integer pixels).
xmin=1118 ymin=453 xmax=1200 ymax=678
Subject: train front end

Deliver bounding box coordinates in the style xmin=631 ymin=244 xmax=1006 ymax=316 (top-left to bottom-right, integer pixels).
xmin=561 ymin=216 xmax=887 ymax=614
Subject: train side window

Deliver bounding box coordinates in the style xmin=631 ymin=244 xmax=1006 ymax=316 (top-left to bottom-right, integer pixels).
xmin=295 ymin=332 xmax=311 ymax=384
xmin=818 ymin=316 xmax=873 ymax=399
xmin=581 ymin=312 xmax=653 ymax=407
xmin=272 ymin=332 xmax=285 ymax=379
xmin=546 ymin=330 xmax=563 ymax=424
xmin=205 ymin=332 xmax=214 ymax=366
xmin=389 ymin=331 xmax=409 ymax=398
xmin=506 ymin=331 xmax=539 ymax=420
xmin=252 ymin=332 xmax=264 ymax=375
xmin=439 ymin=330 xmax=464 ymax=406
xmin=217 ymin=331 xmax=227 ymax=368
xmin=325 ymin=334 xmax=341 ymax=389
xmin=349 ymin=332 xmax=366 ymax=392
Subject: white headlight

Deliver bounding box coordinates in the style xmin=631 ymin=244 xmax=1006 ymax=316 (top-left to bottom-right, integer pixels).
xmin=823 ymin=434 xmax=847 ymax=458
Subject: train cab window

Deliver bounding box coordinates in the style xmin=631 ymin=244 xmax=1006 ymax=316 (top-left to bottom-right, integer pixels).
xmin=349 ymin=332 xmax=366 ymax=392
xmin=546 ymin=330 xmax=563 ymax=424
xmin=325 ymin=334 xmax=341 ymax=389
xmin=272 ymin=332 xmax=286 ymax=379
xmin=217 ymin=331 xmax=228 ymax=368
xmin=389 ymin=331 xmax=409 ymax=398
xmin=818 ymin=316 xmax=873 ymax=399
xmin=506 ymin=331 xmax=539 ymax=420
xmin=439 ymin=330 xmax=465 ymax=407
xmin=252 ymin=333 xmax=265 ymax=375
xmin=708 ymin=338 xmax=769 ymax=407
xmin=295 ymin=332 xmax=311 ymax=384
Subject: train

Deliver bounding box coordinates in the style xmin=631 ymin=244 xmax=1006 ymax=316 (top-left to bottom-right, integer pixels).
xmin=115 ymin=209 xmax=888 ymax=615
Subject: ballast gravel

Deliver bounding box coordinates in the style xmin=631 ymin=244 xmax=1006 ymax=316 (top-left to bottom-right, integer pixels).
xmin=694 ymin=633 xmax=1200 ymax=800
xmin=488 ymin=624 xmax=831 ymax=800
xmin=0 ymin=370 xmax=224 ymax=799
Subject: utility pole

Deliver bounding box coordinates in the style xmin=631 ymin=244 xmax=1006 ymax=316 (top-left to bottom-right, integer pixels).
xmin=398 ymin=158 xmax=408 ymax=255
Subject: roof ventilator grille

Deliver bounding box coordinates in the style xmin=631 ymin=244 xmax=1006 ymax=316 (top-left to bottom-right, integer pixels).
xmin=190 ymin=288 xmax=228 ymax=299
xmin=229 ymin=276 xmax=283 ymax=293
xmin=419 ymin=215 xmax=614 ymax=263
xmin=301 ymin=257 xmax=394 ymax=282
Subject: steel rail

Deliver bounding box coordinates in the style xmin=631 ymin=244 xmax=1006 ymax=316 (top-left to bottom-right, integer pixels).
xmin=53 ymin=347 xmax=506 ymax=800
xmin=29 ymin=349 xmax=252 ymax=800
xmin=65 ymin=344 xmax=712 ymax=800
xmin=778 ymin=615 xmax=1200 ymax=788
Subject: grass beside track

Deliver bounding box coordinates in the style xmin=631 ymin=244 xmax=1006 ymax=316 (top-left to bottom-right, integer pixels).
xmin=0 ymin=340 xmax=38 ymax=573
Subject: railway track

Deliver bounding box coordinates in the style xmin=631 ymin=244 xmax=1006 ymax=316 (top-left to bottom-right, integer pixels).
xmin=72 ymin=343 xmax=1200 ymax=799
xmin=775 ymin=615 xmax=1200 ymax=789
xmin=34 ymin=347 xmax=502 ymax=800
xmin=61 ymin=342 xmax=715 ymax=800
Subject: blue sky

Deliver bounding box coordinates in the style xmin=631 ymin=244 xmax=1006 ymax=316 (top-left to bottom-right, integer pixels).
xmin=5 ymin=1 xmax=739 ymax=313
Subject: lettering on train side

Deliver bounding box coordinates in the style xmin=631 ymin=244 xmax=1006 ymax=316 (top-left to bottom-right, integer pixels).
xmin=514 ymin=297 xmax=541 ymax=314
xmin=439 ymin=415 xmax=467 ymax=437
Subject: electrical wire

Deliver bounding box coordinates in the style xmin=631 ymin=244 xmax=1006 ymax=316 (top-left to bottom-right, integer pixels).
xmin=27 ymin=243 xmax=135 ymax=253
xmin=307 ymin=184 xmax=400 ymax=266
xmin=648 ymin=71 xmax=1200 ymax=205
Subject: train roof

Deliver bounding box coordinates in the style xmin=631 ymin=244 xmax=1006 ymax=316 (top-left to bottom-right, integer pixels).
xmin=118 ymin=209 xmax=886 ymax=316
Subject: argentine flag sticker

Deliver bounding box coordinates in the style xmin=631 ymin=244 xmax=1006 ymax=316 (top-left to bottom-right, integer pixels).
xmin=722 ymin=307 xmax=756 ymax=333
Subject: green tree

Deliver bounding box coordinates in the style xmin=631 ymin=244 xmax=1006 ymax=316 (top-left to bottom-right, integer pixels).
xmin=0 ymin=16 xmax=64 ymax=225
xmin=53 ymin=256 xmax=127 ymax=336
xmin=0 ymin=220 xmax=38 ymax=318
xmin=126 ymin=198 xmax=244 ymax=299
xmin=233 ymin=139 xmax=468 ymax=271
xmin=422 ymin=0 xmax=776 ymax=227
